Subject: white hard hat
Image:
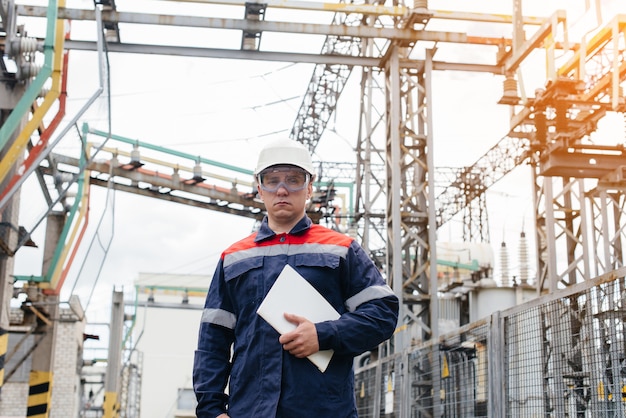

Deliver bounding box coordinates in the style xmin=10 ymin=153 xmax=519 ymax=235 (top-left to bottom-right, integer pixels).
xmin=255 ymin=139 xmax=314 ymax=175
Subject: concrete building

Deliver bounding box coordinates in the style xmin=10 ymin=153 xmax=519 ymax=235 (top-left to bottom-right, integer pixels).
xmin=131 ymin=273 xmax=210 ymax=418
xmin=1 ymin=296 xmax=86 ymax=418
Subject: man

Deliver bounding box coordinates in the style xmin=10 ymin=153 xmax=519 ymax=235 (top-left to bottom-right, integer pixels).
xmin=193 ymin=139 xmax=399 ymax=417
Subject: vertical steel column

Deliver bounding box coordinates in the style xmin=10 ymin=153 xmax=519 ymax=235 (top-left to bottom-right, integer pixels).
xmin=534 ymin=173 xmax=596 ymax=415
xmin=588 ymin=183 xmax=626 ymax=415
xmin=543 ymin=176 xmax=558 ymax=292
xmin=537 ymin=176 xmax=589 ymax=292
xmin=355 ymin=37 xmax=388 ymax=255
xmin=355 ymin=63 xmax=372 ymax=250
xmin=589 ymin=183 xmax=626 ymax=275
xmin=104 ymin=290 xmax=124 ymax=418
xmin=531 ymin=168 xmax=547 ymax=293
xmin=425 ymin=49 xmax=438 ymax=343
xmin=0 ymin=108 xmax=26 ymax=393
xmin=385 ymin=44 xmax=406 ymax=352
xmin=26 ymin=213 xmax=63 ymax=418
xmin=0 ymin=2 xmax=29 ymax=386
xmin=400 ymin=60 xmax=431 ymax=340
xmin=425 ymin=47 xmax=441 ymax=418
xmin=389 ymin=49 xmax=432 ymax=330
xmin=512 ymin=0 xmax=524 ymax=49
xmin=384 ymin=42 xmax=438 ymax=416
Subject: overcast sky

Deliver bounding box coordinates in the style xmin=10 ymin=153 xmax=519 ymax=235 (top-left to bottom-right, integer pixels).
xmin=10 ymin=0 xmax=626 ymax=322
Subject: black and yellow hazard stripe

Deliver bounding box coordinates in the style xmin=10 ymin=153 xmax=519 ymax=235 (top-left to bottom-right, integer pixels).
xmin=0 ymin=327 xmax=7 ymax=387
xmin=103 ymin=391 xmax=120 ymax=418
xmin=27 ymin=370 xmax=53 ymax=418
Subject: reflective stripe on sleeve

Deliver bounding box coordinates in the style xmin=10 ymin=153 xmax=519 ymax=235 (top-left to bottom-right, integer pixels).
xmin=345 ymin=285 xmax=396 ymax=312
xmin=201 ymin=308 xmax=237 ymax=330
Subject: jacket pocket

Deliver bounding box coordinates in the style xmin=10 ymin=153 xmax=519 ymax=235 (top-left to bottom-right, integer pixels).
xmin=293 ymin=253 xmax=345 ymax=312
xmin=294 ymin=252 xmax=340 ymax=269
xmin=223 ymin=256 xmax=264 ymax=310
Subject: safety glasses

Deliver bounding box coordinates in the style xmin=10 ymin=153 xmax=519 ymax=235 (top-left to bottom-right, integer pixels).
xmin=258 ymin=167 xmax=311 ymax=193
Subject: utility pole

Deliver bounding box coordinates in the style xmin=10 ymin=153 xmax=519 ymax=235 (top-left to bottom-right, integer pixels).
xmin=104 ymin=290 xmax=124 ymax=418
xmin=0 ymin=99 xmax=27 ymax=394
xmin=24 ymin=212 xmax=64 ymax=417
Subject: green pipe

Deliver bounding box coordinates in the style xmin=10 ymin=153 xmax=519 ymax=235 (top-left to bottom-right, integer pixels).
xmin=43 ymin=130 xmax=88 ymax=282
xmin=0 ymin=0 xmax=57 ymax=150
xmin=436 ymin=258 xmax=480 ymax=271
xmin=13 ymin=274 xmax=43 ymax=282
xmin=85 ymin=123 xmax=253 ymax=176
xmin=134 ymin=284 xmax=208 ymax=294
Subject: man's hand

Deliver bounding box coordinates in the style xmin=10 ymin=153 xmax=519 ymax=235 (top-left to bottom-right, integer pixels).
xmin=279 ymin=313 xmax=320 ymax=358
xmin=217 ymin=414 xmax=229 ymax=418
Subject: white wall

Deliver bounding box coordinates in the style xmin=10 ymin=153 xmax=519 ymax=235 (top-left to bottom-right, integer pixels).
xmin=134 ymin=296 xmax=204 ymax=418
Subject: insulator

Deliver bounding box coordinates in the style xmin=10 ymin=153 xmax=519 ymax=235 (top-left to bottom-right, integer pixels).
xmin=242 ymin=35 xmax=258 ymax=51
xmin=130 ymin=146 xmax=141 ymax=164
xmin=499 ymin=241 xmax=511 ymax=287
xmin=172 ymin=166 xmax=180 ymax=183
xmin=10 ymin=36 xmax=41 ymax=56
xmin=17 ymin=62 xmax=41 ymax=80
xmin=502 ymin=76 xmax=518 ymax=98
xmin=414 ymin=0 xmax=428 ymax=9
xmin=26 ymin=285 xmax=40 ymax=302
xmin=193 ymin=161 xmax=203 ymax=179
xmin=518 ymin=231 xmax=529 ymax=285
xmin=105 ymin=29 xmax=119 ymax=43
xmin=110 ymin=153 xmax=119 ymax=166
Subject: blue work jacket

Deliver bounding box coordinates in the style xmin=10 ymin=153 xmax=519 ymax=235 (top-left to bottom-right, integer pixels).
xmin=193 ymin=215 xmax=399 ymax=418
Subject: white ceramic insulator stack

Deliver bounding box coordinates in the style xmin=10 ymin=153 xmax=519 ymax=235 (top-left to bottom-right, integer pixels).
xmin=499 ymin=241 xmax=511 ymax=287
xmin=518 ymin=231 xmax=529 ymax=285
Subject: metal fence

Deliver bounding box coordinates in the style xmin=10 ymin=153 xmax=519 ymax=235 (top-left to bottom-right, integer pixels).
xmin=354 ymin=267 xmax=626 ymax=417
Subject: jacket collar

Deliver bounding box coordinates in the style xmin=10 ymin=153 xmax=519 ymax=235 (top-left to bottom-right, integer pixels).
xmin=254 ymin=215 xmax=312 ymax=242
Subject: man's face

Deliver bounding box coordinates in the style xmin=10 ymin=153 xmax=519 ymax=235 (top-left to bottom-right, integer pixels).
xmin=257 ymin=165 xmax=312 ymax=227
